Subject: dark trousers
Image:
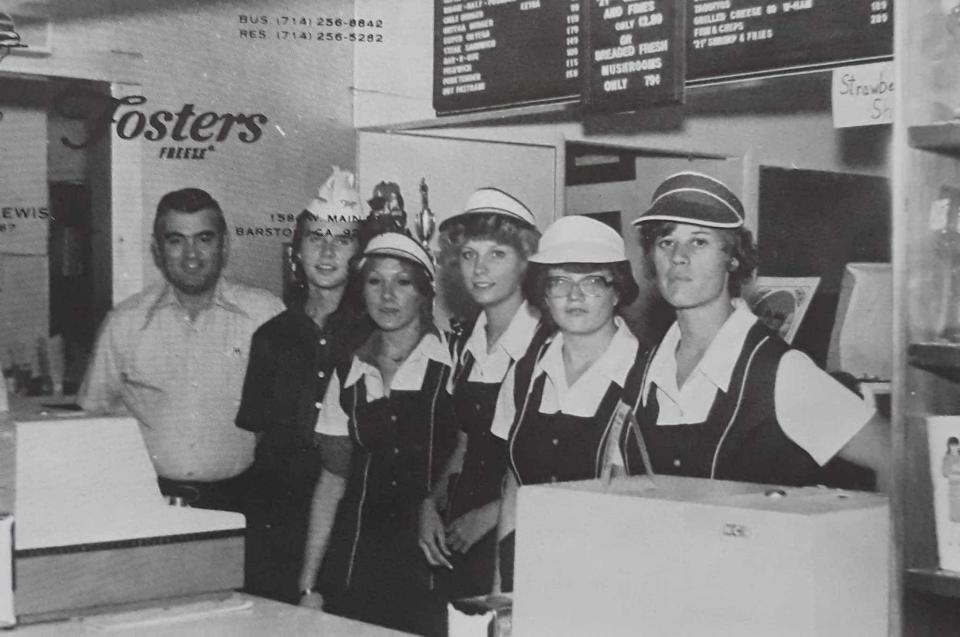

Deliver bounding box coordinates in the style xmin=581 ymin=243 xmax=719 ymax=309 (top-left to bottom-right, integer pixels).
xmin=243 ymin=443 xmax=327 ymax=604
xmin=243 ymin=467 xmax=319 ymax=603
xmin=157 ymin=466 xmax=255 ymax=513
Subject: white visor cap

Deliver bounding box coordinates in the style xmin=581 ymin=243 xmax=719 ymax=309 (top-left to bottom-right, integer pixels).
xmin=529 ymin=215 xmax=627 ymax=264
xmin=361 ymin=231 xmax=436 ymax=281
xmin=439 ymin=187 xmax=537 ymax=231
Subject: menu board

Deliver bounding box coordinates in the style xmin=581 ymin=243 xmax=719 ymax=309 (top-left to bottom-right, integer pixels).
xmin=583 ymin=0 xmax=685 ymax=112
xmin=433 ymin=0 xmax=893 ymax=115
xmin=434 ymin=0 xmax=582 ymax=114
xmin=687 ymin=0 xmax=892 ymax=81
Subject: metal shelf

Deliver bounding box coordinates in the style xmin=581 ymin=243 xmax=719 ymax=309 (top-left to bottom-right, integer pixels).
xmin=908 ymin=343 xmax=960 ymax=382
xmin=909 ymin=124 xmax=960 ymax=157
xmin=906 ymin=568 xmax=960 ymax=598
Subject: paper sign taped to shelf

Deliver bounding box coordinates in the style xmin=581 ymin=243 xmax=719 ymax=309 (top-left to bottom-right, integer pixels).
xmin=832 ymin=61 xmax=894 ymax=128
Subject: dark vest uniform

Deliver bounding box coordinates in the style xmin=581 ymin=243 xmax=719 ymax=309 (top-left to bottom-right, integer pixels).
xmin=507 ymin=334 xmax=638 ymax=486
xmin=620 ymin=323 xmax=823 ymax=487
xmin=442 ymin=319 xmax=551 ymax=598
xmin=499 ymin=334 xmax=640 ymax=590
xmin=319 ymin=357 xmax=455 ymax=637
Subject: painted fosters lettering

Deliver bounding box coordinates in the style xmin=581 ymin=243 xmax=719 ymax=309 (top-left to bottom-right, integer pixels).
xmin=52 ymin=87 xmax=268 ymax=152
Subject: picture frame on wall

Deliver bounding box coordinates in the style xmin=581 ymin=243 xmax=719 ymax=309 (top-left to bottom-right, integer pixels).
xmin=745 ymin=276 xmax=821 ymax=344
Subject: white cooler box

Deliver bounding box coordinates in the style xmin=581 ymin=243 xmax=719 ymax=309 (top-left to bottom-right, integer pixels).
xmin=513 ymin=475 xmax=889 ymax=637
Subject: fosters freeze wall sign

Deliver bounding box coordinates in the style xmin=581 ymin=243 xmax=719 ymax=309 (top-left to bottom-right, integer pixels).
xmin=433 ymin=0 xmax=893 ymax=114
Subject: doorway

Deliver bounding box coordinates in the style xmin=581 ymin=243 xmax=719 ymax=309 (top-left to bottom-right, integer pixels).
xmin=0 ymin=75 xmax=112 ymax=394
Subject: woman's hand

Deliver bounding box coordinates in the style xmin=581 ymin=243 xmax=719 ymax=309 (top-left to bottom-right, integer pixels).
xmin=298 ymin=590 xmax=324 ymax=610
xmin=445 ymin=501 xmax=499 ymax=553
xmin=418 ymin=498 xmax=453 ymax=569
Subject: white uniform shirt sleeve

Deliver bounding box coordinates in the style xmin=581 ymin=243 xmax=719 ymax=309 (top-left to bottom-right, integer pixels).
xmin=314 ymin=369 xmax=350 ymax=436
xmin=774 ymin=350 xmax=875 ymax=466
xmin=489 ymin=364 xmax=518 ymax=440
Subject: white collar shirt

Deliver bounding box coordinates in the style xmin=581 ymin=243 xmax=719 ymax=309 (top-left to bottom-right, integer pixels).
xmin=459 ymin=302 xmax=541 ymax=385
xmin=641 ymin=301 xmax=873 ymax=466
xmin=315 ymin=332 xmax=450 ymax=436
xmin=642 ymin=300 xmax=757 ymax=424
xmin=490 ymin=316 xmax=638 ymax=440
xmin=345 ymin=331 xmax=450 ymax=399
xmin=537 ymin=316 xmax=639 ymax=416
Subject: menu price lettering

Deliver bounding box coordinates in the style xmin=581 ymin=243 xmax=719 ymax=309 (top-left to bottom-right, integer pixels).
xmin=584 ymin=0 xmax=685 ymax=111
xmin=687 ymin=0 xmax=892 ymax=81
xmin=434 ymin=0 xmax=581 ymax=114
xmin=433 ymin=0 xmax=892 ymax=115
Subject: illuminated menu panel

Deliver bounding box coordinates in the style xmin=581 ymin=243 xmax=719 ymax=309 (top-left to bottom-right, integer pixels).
xmin=583 ymin=0 xmax=685 ymax=111
xmin=433 ymin=0 xmax=582 ymax=114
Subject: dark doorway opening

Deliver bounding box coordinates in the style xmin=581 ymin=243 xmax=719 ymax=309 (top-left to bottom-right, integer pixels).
xmin=48 ymin=181 xmax=99 ymax=391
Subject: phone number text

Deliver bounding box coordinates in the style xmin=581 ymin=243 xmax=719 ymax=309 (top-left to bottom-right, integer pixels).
xmin=239 ymin=30 xmax=384 ymax=42
xmin=239 ymin=15 xmax=384 ymax=28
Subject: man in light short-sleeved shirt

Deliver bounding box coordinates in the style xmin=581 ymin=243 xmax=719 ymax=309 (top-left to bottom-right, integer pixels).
xmin=79 ymin=188 xmax=283 ymax=511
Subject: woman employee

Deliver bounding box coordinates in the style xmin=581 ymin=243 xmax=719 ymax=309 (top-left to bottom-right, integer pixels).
xmin=418 ymin=188 xmax=547 ymax=599
xmin=236 ymin=168 xmax=371 ymax=603
xmin=491 ymin=215 xmax=641 ymax=591
xmin=624 ymin=171 xmax=889 ymax=489
xmin=298 ymin=231 xmax=455 ymax=637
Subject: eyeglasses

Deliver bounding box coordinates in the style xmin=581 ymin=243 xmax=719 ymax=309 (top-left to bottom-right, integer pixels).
xmin=545 ymin=275 xmax=614 ymax=298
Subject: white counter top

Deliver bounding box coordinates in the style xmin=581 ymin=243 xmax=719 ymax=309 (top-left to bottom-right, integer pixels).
xmin=12 ymin=593 xmax=412 ymax=636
